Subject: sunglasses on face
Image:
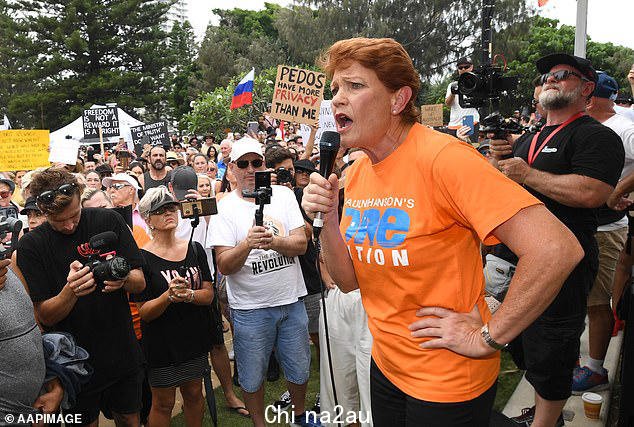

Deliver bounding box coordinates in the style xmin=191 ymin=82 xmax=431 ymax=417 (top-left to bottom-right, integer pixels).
xmin=36 ymin=183 xmax=78 ymax=205
xmin=235 ymin=159 xmax=264 ymax=169
xmin=0 ymin=191 xmax=11 ymax=199
xmin=109 ymin=183 xmax=130 ymax=190
xmin=150 ymin=203 xmax=179 ymax=216
xmin=541 ymin=69 xmax=589 ymax=84
xmin=458 ymin=65 xmax=471 ymax=70
xmin=531 ymin=99 xmax=539 ymax=107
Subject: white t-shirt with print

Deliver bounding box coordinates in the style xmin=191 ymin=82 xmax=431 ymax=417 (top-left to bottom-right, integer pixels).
xmin=206 ymin=185 xmax=306 ymax=309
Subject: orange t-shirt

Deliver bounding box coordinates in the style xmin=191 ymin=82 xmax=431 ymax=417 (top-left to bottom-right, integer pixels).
xmin=129 ymin=225 xmax=151 ymax=340
xmin=340 ymin=123 xmax=541 ymax=402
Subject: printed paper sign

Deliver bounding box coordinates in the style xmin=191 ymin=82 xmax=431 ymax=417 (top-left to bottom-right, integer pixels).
xmin=420 ymin=104 xmax=444 ymax=127
xmin=83 ymin=107 xmax=120 ymax=138
xmin=0 ymin=130 xmax=50 ymax=171
xmin=314 ymin=100 xmax=336 ymax=144
xmin=270 ymin=65 xmax=326 ymax=126
xmin=130 ymin=121 xmax=169 ymax=146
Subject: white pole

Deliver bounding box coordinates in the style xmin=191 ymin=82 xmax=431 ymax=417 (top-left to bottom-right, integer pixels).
xmin=574 ymin=0 xmax=588 ymax=58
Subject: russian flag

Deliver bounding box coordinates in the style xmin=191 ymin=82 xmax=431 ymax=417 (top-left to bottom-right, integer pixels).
xmin=230 ymin=68 xmax=255 ymax=110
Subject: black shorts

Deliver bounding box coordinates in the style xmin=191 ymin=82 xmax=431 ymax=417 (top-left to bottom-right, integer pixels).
xmin=508 ymin=314 xmax=584 ymax=401
xmin=370 ymin=359 xmax=496 ymax=427
xmin=66 ymin=369 xmax=142 ymax=425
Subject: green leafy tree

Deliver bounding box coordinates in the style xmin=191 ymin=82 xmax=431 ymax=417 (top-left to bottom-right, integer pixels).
xmin=6 ymin=0 xmax=173 ymax=130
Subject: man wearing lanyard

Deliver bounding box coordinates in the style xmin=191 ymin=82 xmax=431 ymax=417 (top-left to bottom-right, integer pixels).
xmin=490 ymin=53 xmax=624 ymax=427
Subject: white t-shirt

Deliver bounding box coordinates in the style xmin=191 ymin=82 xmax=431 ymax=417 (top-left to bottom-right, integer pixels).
xmin=445 ymin=83 xmax=480 ymax=127
xmin=597 ymin=113 xmax=634 ymax=232
xmin=206 ymin=186 xmax=306 ymax=309
xmin=615 ymin=105 xmax=634 ymax=122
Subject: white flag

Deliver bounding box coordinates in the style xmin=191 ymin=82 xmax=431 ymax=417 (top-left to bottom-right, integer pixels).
xmin=0 ymin=115 xmax=10 ymax=130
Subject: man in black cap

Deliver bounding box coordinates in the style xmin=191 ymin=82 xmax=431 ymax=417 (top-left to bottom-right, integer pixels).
xmin=293 ymin=159 xmax=317 ymax=190
xmin=445 ymin=57 xmax=480 ymax=143
xmin=20 ymin=196 xmax=46 ymax=231
xmin=490 ymin=53 xmax=624 ymax=426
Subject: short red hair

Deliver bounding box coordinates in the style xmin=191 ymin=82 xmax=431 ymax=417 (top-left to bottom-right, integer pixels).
xmin=319 ymin=38 xmax=421 ymax=124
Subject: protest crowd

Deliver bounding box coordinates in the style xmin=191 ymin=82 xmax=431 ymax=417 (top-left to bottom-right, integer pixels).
xmin=2 ymin=31 xmax=634 ymax=427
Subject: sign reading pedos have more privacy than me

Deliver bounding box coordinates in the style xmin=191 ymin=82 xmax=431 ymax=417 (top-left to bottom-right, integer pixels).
xmin=82 ymin=107 xmax=120 ymax=138
xmin=270 ymin=65 xmax=326 ymax=127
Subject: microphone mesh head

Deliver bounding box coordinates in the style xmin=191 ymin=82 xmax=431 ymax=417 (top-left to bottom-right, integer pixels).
xmin=319 ymin=131 xmax=340 ymax=152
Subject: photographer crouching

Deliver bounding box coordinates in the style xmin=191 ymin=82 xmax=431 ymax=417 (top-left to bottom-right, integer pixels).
xmin=15 ymin=167 xmax=146 ymax=426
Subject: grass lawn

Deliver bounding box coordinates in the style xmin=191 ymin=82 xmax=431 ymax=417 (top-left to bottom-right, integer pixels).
xmin=171 ymin=347 xmax=523 ymax=426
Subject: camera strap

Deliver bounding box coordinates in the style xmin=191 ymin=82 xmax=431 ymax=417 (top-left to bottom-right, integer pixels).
xmin=527 ymin=111 xmax=585 ymax=165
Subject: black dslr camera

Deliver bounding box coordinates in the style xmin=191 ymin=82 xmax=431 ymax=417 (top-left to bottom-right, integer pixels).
xmin=78 ymin=231 xmax=130 ymax=288
xmin=275 ymin=167 xmax=293 ymax=185
xmin=0 ymin=216 xmax=22 ymax=260
xmin=242 ymin=171 xmax=272 ymax=226
xmin=452 ymin=65 xmax=518 ymax=109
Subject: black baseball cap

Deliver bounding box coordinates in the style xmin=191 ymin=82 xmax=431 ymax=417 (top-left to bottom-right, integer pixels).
xmin=536 ymin=53 xmax=598 ymax=83
xmin=148 ymin=192 xmax=179 ymax=214
xmin=294 ymin=159 xmax=318 ymax=174
xmin=20 ymin=196 xmax=40 ymax=215
xmin=457 ymin=57 xmax=472 ymax=66
xmin=170 ymin=166 xmax=198 ymax=201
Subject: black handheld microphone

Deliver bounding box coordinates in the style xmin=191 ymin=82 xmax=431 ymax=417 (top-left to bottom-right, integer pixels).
xmin=313 ymin=131 xmax=341 ymax=239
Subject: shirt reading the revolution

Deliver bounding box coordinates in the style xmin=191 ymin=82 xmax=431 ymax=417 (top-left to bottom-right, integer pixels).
xmin=207 ymin=185 xmax=306 ymax=310
xmin=341 ymin=123 xmax=541 ymax=403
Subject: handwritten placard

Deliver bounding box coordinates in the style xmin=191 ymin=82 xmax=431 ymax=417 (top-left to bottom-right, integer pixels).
xmin=270 ymin=65 xmax=326 ymax=126
xmin=420 ymin=104 xmax=444 ymax=127
xmin=0 ymin=130 xmax=50 ymax=171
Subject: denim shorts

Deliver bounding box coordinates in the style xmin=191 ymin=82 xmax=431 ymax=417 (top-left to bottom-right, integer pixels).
xmin=231 ymin=300 xmax=311 ymax=392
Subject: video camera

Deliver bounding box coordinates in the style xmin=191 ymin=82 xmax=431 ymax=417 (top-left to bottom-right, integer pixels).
xmin=242 ymin=171 xmax=272 ymax=226
xmin=0 ymin=216 xmax=22 ymax=260
xmin=275 ymin=167 xmax=293 ymax=185
xmin=452 ymin=65 xmax=518 ymax=109
xmin=78 ymin=231 xmax=130 ymax=288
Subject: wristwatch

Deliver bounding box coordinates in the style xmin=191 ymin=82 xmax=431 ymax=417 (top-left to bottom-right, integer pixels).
xmin=480 ymin=323 xmax=507 ymax=350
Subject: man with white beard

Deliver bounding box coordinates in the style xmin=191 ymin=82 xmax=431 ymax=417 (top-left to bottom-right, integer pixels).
xmin=490 ymin=54 xmax=625 ymax=427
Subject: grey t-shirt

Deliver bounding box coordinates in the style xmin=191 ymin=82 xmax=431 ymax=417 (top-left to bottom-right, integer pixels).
xmin=0 ymin=269 xmax=44 ymax=419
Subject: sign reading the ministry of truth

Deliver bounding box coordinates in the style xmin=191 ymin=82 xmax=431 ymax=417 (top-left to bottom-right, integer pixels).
xmin=270 ymin=65 xmax=326 ymax=127
xmin=130 ymin=121 xmax=170 ymax=146
xmin=82 ymin=107 xmax=120 ymax=138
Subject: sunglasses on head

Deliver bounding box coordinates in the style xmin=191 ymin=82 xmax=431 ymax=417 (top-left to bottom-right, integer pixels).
xmin=458 ymin=65 xmax=471 ymax=70
xmin=0 ymin=191 xmax=11 ymax=199
xmin=150 ymin=203 xmax=179 ymax=216
xmin=531 ymin=99 xmax=539 ymax=107
xmin=36 ymin=183 xmax=78 ymax=205
xmin=541 ymin=69 xmax=589 ymax=84
xmin=235 ymin=159 xmax=264 ymax=169
xmin=110 ymin=183 xmax=130 ymax=190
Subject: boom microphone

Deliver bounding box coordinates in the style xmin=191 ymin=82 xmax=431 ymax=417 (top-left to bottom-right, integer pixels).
xmin=313 ymin=131 xmax=341 ymax=239
xmin=89 ymin=231 xmax=118 ymax=251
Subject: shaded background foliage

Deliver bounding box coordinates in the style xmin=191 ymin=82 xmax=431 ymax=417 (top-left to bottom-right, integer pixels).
xmin=1 ymin=0 xmax=633 ymax=134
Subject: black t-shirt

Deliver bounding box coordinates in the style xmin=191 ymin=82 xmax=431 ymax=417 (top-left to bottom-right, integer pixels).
xmin=16 ymin=208 xmax=144 ymax=387
xmin=513 ymin=115 xmax=624 ymax=235
xmin=294 ymin=187 xmax=322 ymax=295
xmin=130 ymin=242 xmax=214 ymax=368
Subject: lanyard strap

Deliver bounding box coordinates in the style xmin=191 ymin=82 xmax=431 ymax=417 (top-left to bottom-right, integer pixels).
xmin=528 ymin=111 xmax=585 ymax=165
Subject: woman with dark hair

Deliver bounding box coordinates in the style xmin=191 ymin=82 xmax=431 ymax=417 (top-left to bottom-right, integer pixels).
xmin=132 ymin=187 xmax=216 ymax=427
xmin=302 ymin=37 xmax=583 ymax=426
xmin=214 ymin=166 xmax=235 ymax=201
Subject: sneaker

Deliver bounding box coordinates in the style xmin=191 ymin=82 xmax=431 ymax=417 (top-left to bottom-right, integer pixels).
xmin=572 ymin=366 xmax=609 ymax=395
xmin=291 ymin=411 xmax=322 ymax=427
xmin=271 ymin=390 xmax=291 ymax=414
xmin=311 ymin=393 xmax=320 ymax=413
xmin=511 ymin=406 xmax=564 ymax=426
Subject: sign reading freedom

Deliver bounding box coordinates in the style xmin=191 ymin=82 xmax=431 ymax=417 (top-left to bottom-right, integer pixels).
xmin=270 ymin=65 xmax=326 ymax=127
xmin=83 ymin=107 xmax=120 ymax=138
xmin=0 ymin=130 xmax=50 ymax=171
xmin=130 ymin=121 xmax=169 ymax=146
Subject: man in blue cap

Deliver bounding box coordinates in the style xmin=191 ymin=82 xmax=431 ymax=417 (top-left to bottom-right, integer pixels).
xmin=574 ymin=73 xmax=634 ymax=395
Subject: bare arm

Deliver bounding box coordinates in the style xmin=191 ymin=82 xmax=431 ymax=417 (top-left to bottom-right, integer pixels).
xmin=216 ymin=241 xmax=252 ymax=276
xmin=300 ymin=127 xmax=317 ymax=160
xmin=269 ymin=226 xmax=307 ymax=257
xmin=523 ymin=169 xmax=613 ymax=208
xmin=607 ymin=170 xmax=634 ymax=210
xmin=302 ymin=173 xmax=359 ymax=292
xmin=122 ymin=268 xmax=145 ymax=293
xmin=137 ymin=292 xmax=171 ymax=322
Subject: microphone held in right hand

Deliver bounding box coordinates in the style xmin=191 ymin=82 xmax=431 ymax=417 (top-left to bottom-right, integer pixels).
xmin=313 ymin=131 xmax=341 ymax=237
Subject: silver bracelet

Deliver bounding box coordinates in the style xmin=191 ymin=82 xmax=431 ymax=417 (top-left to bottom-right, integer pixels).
xmin=480 ymin=323 xmax=507 ymax=350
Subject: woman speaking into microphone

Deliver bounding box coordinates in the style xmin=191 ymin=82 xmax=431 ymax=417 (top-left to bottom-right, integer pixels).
xmin=301 ymin=37 xmax=583 ymax=426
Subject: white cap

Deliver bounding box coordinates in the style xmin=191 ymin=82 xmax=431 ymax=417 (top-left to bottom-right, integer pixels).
xmin=229 ymin=137 xmax=263 ymax=162
xmin=102 ymin=173 xmax=140 ymax=190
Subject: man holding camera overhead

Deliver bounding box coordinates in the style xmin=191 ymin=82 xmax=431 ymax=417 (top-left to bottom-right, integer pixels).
xmin=15 ymin=167 xmax=146 ymax=426
xmin=445 ymin=57 xmax=480 ymax=142
xmin=207 ymin=138 xmax=316 ymax=427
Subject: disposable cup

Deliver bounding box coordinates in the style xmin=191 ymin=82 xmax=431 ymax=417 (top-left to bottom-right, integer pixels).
xmin=582 ymin=392 xmax=603 ymax=420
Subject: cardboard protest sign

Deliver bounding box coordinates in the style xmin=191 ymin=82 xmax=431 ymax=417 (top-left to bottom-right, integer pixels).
xmin=0 ymin=130 xmax=50 ymax=171
xmin=83 ymin=107 xmax=120 ymax=138
xmin=270 ymin=65 xmax=326 ymax=127
xmin=420 ymin=104 xmax=444 ymax=127
xmin=130 ymin=121 xmax=169 ymax=147
xmin=314 ymin=100 xmax=336 ymax=144
xmin=49 ymin=138 xmax=80 ymax=165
